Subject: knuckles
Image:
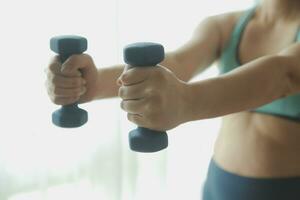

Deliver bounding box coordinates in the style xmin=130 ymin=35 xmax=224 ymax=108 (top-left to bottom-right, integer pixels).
xmin=118 ymin=86 xmax=125 ymax=99
xmin=52 ymin=87 xmax=60 ymax=96
xmin=51 ymin=96 xmax=78 ymax=106
xmin=119 ymin=66 xmax=172 ymax=130
xmin=52 ymin=96 xmax=62 ymax=105
xmin=127 ymin=113 xmax=137 ymax=123
xmin=48 ymin=56 xmax=61 ymax=73
xmin=120 ymin=100 xmax=127 ymax=111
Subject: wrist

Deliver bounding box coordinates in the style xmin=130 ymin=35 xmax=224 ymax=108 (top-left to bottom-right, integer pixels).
xmin=81 ymin=69 xmax=102 ymax=103
xmin=91 ymin=69 xmax=105 ymax=100
xmin=181 ymin=80 xmax=212 ymax=122
xmin=179 ymin=81 xmax=196 ymax=124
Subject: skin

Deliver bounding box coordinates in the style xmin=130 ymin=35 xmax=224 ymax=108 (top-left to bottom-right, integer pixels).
xmin=46 ymin=0 xmax=300 ymax=178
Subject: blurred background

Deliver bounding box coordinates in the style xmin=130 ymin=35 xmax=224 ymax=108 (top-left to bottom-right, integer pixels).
xmin=0 ymin=0 xmax=253 ymax=199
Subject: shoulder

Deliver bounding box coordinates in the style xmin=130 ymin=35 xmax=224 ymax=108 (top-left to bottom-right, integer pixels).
xmin=204 ymin=10 xmax=246 ymax=51
xmin=188 ymin=10 xmax=245 ymax=56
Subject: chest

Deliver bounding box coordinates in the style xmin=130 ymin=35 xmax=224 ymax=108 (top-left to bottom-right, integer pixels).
xmin=238 ymin=22 xmax=299 ymax=65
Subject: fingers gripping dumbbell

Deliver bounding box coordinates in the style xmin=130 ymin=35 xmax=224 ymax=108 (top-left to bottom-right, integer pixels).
xmin=123 ymin=42 xmax=168 ymax=153
xmin=50 ymin=35 xmax=88 ymax=128
xmin=49 ymin=36 xmax=168 ymax=153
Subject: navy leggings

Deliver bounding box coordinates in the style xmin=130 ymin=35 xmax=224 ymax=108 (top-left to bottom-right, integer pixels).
xmin=202 ymin=159 xmax=300 ymax=200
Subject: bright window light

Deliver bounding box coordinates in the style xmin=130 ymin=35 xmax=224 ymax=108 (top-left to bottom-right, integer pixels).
xmin=0 ymin=0 xmax=254 ymax=199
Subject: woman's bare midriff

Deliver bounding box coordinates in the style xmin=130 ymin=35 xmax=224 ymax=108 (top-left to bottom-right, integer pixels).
xmin=213 ymin=112 xmax=300 ymax=178
xmin=211 ymin=6 xmax=300 ymax=178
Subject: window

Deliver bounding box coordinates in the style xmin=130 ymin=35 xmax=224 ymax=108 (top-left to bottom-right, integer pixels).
xmin=0 ymin=0 xmax=254 ymax=199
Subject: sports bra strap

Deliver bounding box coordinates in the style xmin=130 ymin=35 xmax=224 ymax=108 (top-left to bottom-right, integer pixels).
xmin=230 ymin=6 xmax=257 ymax=54
xmin=296 ymin=27 xmax=300 ymax=41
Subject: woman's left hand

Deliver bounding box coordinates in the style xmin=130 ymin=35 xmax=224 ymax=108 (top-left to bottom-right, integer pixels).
xmin=117 ymin=65 xmax=188 ymax=131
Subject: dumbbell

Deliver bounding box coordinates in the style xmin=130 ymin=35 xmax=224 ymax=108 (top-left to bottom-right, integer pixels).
xmin=50 ymin=35 xmax=88 ymax=128
xmin=123 ymin=42 xmax=168 ymax=153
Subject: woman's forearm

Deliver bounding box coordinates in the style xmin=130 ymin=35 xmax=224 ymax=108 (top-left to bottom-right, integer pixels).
xmin=93 ymin=64 xmax=124 ymax=100
xmin=184 ymin=55 xmax=291 ymax=121
xmin=92 ymin=51 xmax=202 ymax=100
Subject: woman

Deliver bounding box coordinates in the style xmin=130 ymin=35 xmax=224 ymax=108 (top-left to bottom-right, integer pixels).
xmin=46 ymin=0 xmax=300 ymax=199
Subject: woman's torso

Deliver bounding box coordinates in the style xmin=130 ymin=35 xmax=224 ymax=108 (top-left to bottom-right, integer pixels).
xmin=213 ymin=6 xmax=300 ymax=178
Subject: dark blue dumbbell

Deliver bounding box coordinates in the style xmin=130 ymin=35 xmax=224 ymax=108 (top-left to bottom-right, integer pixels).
xmin=123 ymin=42 xmax=168 ymax=153
xmin=50 ymin=35 xmax=88 ymax=128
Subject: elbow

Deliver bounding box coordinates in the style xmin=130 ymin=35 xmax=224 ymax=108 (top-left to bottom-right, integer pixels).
xmin=275 ymin=55 xmax=300 ymax=97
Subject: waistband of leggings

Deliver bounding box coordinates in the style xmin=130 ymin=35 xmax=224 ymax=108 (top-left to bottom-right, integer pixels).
xmin=209 ymin=158 xmax=300 ymax=182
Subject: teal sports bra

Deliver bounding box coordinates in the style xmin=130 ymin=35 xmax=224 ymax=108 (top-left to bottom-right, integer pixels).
xmin=218 ymin=6 xmax=300 ymax=120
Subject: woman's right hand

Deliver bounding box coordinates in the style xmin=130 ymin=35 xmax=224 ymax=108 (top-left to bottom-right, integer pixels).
xmin=45 ymin=54 xmax=98 ymax=105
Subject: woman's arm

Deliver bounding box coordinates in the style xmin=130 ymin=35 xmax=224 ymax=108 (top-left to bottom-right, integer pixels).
xmin=161 ymin=15 xmax=222 ymax=82
xmin=94 ymin=15 xmax=224 ymax=99
xmin=46 ymin=14 xmax=226 ymax=105
xmin=184 ymin=44 xmax=300 ymax=121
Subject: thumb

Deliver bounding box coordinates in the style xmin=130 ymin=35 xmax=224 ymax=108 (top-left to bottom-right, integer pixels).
xmin=61 ymin=54 xmax=91 ymax=75
xmin=116 ymin=65 xmax=129 ymax=86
